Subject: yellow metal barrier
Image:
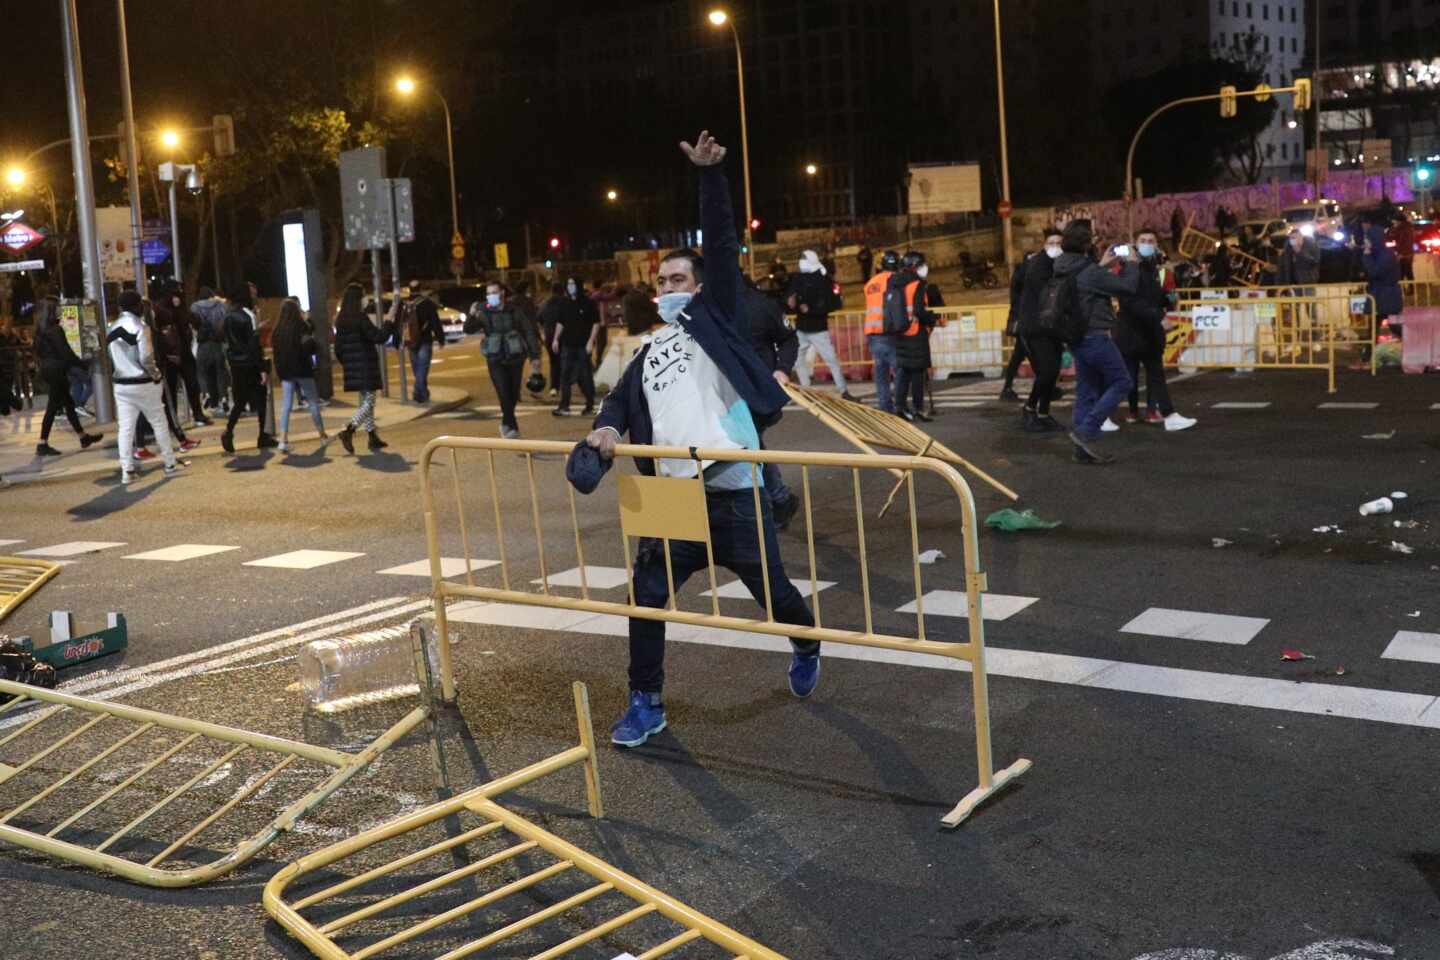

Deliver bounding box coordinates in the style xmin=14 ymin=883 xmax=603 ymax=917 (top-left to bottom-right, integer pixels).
xmin=265 ymin=681 xmax=788 ymax=960
xmin=1401 ymin=279 xmax=1440 ymax=309
xmin=0 ymin=556 xmax=60 ymax=624
xmin=0 ymin=677 xmax=429 ymax=887
xmin=1173 ymin=288 xmax=1377 ymax=392
xmin=818 ymin=307 xmax=1011 ymax=382
xmin=1177 ymin=225 xmax=1272 ymax=286
xmin=419 ymin=437 xmax=1031 ymax=829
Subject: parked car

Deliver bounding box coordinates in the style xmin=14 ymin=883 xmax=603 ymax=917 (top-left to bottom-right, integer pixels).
xmin=1281 ymin=200 xmax=1346 ymax=246
xmin=1415 ymin=221 xmax=1440 ymax=255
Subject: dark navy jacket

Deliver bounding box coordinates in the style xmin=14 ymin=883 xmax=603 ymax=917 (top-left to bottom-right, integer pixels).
xmin=593 ymin=165 xmax=788 ymax=475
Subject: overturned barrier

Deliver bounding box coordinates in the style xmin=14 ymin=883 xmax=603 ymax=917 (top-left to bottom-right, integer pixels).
xmin=0 ymin=556 xmax=60 ymax=624
xmin=419 ymin=437 xmax=1031 ymax=828
xmin=1173 ymin=287 xmax=1377 ymax=392
xmin=266 ymin=680 xmax=788 ymax=960
xmin=0 ymin=678 xmax=428 ymax=887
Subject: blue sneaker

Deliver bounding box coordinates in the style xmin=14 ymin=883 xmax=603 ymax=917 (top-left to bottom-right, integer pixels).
xmin=788 ymin=653 xmax=820 ymax=698
xmin=610 ymin=691 xmax=666 ymax=747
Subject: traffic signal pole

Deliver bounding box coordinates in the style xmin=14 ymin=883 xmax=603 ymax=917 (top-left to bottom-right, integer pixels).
xmin=1123 ymin=81 xmax=1311 ymax=238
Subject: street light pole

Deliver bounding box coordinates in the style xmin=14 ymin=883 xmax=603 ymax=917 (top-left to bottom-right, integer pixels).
xmin=59 ymin=0 xmax=114 ymax=424
xmin=711 ymin=11 xmax=755 ymax=276
xmin=115 ymin=0 xmax=146 ymax=293
xmin=437 ymin=91 xmax=461 ymax=280
xmin=992 ymin=0 xmax=1014 ymax=269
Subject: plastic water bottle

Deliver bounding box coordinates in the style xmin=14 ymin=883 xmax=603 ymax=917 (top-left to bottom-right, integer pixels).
xmin=1359 ymin=497 xmax=1394 ymax=517
xmin=299 ymin=621 xmax=436 ymax=713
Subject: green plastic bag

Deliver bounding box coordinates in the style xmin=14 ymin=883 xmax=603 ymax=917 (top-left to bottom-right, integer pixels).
xmin=984 ymin=508 xmax=1061 ymax=532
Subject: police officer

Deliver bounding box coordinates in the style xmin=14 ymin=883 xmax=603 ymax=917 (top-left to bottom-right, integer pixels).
xmin=863 ymin=250 xmax=901 ymax=412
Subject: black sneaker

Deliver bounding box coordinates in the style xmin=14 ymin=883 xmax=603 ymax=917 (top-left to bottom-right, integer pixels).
xmin=338 ymin=427 xmax=355 ymax=454
xmin=840 ymin=391 xmax=858 ymax=402
xmin=581 ymin=406 xmax=595 ymax=417
xmin=80 ymin=433 xmax=102 ymax=449
xmin=897 ymin=408 xmax=916 ymax=422
xmin=772 ymin=493 xmax=800 ymax=530
xmin=35 ymin=442 xmax=62 ymax=456
xmin=220 ymin=431 xmax=235 ymax=454
xmin=1021 ymin=408 xmax=1043 ymax=432
xmin=1036 ymin=414 xmax=1064 ymax=432
xmin=1069 ymin=432 xmax=1115 ymax=464
xmin=552 ymin=408 xmax=572 ymax=418
xmin=913 ymin=410 xmax=934 ymax=423
xmin=999 ymin=387 xmax=1020 ymax=401
xmin=257 ymin=433 xmax=279 ymax=449
xmin=1050 ymin=386 xmax=1067 ymax=401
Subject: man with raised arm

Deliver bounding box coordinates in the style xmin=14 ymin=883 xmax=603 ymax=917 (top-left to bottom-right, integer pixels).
xmin=581 ymin=131 xmax=820 ymax=748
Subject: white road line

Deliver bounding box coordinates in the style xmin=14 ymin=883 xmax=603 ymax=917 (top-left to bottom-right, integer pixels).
xmin=896 ymin=591 xmax=1038 ymax=621
xmin=702 ymin=578 xmax=835 ymax=600
xmin=244 ymin=549 xmax=366 ymax=570
xmin=0 ymin=540 xmax=24 ymax=548
xmin=1120 ymin=607 xmax=1269 ymax=645
xmin=379 ymin=557 xmax=500 ymax=578
xmin=61 ymin=596 xmax=416 ymax=696
xmin=1212 ymin=401 xmax=1272 ymax=409
xmin=17 ymin=541 xmax=127 ymax=557
xmin=441 ymin=602 xmax=1440 ymax=730
xmin=1381 ymin=630 xmax=1440 ymax=665
xmin=533 ymin=566 xmax=631 ymax=590
xmin=1432 ymin=403 xmax=1440 ymax=411
xmin=123 ymin=544 xmax=242 ymax=562
xmin=1317 ymin=402 xmax=1379 ymax=410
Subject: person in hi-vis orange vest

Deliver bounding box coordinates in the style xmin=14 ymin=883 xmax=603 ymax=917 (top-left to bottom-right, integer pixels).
xmin=863 ymin=250 xmax=901 ymax=412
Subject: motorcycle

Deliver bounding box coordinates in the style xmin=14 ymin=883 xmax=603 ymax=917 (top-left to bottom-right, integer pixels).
xmin=960 ymin=255 xmax=1000 ymax=289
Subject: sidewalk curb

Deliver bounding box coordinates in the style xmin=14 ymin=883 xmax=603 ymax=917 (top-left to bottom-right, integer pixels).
xmin=0 ymin=388 xmax=470 ymax=489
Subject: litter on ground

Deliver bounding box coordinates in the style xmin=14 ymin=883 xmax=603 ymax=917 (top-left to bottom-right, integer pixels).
xmin=984 ymin=508 xmax=1062 ymax=532
xmin=917 ymin=549 xmax=946 ymax=564
xmin=1390 ymin=541 xmax=1416 ymax=556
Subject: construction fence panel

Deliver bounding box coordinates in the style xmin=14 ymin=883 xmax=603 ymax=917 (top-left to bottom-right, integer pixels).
xmin=0 ymin=677 xmax=428 ymax=887
xmin=266 ymin=681 xmax=789 ymax=960
xmin=418 ymin=437 xmax=1031 ymax=829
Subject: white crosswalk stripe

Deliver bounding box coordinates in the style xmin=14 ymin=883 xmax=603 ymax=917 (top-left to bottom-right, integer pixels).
xmin=896 ymin=591 xmax=1038 ymax=621
xmin=123 ymin=544 xmax=241 ymax=562
xmin=702 ymin=578 xmax=835 ymax=599
xmin=17 ymin=541 xmax=127 ymax=557
xmin=244 ymin=549 xmax=365 ymax=570
xmin=1317 ymin=402 xmax=1379 ymax=410
xmin=378 ymin=557 xmax=500 ymax=578
xmin=0 ymin=540 xmax=24 ymax=548
xmin=1212 ymin=401 xmax=1272 ymax=409
xmin=1380 ymin=631 xmax=1440 ymax=665
xmin=1120 ymin=607 xmax=1269 ymax=645
xmin=532 ymin=565 xmax=631 ymax=589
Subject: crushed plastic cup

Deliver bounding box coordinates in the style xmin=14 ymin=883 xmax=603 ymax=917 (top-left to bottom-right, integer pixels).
xmin=1359 ymin=497 xmax=1394 ymax=516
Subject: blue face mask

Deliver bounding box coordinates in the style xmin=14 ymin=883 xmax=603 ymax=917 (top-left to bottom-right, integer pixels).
xmin=1137 ymin=242 xmax=1158 ymax=259
xmin=656 ymin=291 xmax=693 ymax=325
xmin=486 ymin=293 xmax=502 ymax=308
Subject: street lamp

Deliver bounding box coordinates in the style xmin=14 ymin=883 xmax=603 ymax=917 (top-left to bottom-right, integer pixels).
xmin=804 ymin=163 xmax=818 ymax=176
xmin=3 ymin=164 xmax=66 ymax=293
xmin=708 ymin=8 xmax=755 ymax=275
xmin=991 ymin=0 xmax=1014 ymax=269
xmin=606 ymin=189 xmax=619 ymax=202
xmin=4 ymin=166 xmax=23 ymax=188
xmin=159 ymin=129 xmax=179 ymax=150
xmin=393 ymin=72 xmax=461 ymax=280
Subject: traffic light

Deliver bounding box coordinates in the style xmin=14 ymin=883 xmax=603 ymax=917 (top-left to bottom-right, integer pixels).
xmin=1412 ymin=165 xmax=1434 ymax=190
xmin=1292 ymin=77 xmax=1311 ymax=111
xmin=548 ymin=236 xmax=561 ymax=250
xmin=749 ymin=218 xmax=761 ymax=231
xmin=1219 ymin=85 xmax=1238 ymax=118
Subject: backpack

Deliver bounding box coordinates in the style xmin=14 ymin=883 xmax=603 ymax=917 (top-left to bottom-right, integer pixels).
xmin=1034 ymin=273 xmax=1086 ymax=343
xmin=881 ymin=281 xmax=911 ymax=335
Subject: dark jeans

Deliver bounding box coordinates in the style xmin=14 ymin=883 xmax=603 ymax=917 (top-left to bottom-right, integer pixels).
xmin=544 ymin=342 xmax=561 ymax=394
xmin=758 ymin=429 xmax=789 ymax=506
xmin=558 ymin=343 xmax=595 ymax=410
xmin=1023 ymin=335 xmax=1063 ymax=415
xmin=1003 ymin=336 xmax=1029 ymax=389
xmin=225 ymin=366 xmax=266 ymax=436
xmin=487 ymin=356 xmax=525 ymax=429
xmin=867 ymin=335 xmax=896 ymax=412
xmin=196 ymin=342 xmax=229 ymax=407
xmin=164 ymin=358 xmax=205 ymax=421
xmin=409 ymin=342 xmax=433 ymax=403
xmin=1124 ymin=347 xmax=1173 ymax=416
xmin=40 ymin=371 xmax=82 ymax=441
xmin=629 ymin=489 xmax=818 ymax=693
xmin=1071 ymin=333 xmax=1132 ymax=440
xmin=894 ymin=366 xmax=927 ymax=412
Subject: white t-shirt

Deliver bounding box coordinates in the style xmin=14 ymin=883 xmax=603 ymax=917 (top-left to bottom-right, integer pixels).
xmin=640 ymin=323 xmax=760 ymax=490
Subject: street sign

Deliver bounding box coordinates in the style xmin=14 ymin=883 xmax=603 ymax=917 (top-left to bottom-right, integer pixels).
xmin=997 ymin=200 xmax=1013 ymax=219
xmin=340 ymin=147 xmax=388 ymax=251
xmin=0 ymin=221 xmax=44 ymax=254
xmin=140 ymin=217 xmax=170 ymax=265
xmin=494 ymin=242 xmax=510 ymax=269
xmin=388 ymin=178 xmax=415 ymax=243
xmin=0 ymin=258 xmax=43 ymax=273
xmin=1192 ymin=303 xmax=1232 ymax=331
xmin=907 ymin=163 xmax=982 ymax=215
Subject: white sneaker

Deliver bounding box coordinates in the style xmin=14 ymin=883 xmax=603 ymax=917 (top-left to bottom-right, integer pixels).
xmin=1164 ymin=412 xmax=1198 ymax=432
xmin=163 ymin=461 xmax=184 ymax=477
xmin=120 ymin=469 xmax=134 ymax=485
xmin=278 ymin=441 xmax=291 ymax=453
xmin=1100 ymin=418 xmax=1120 ymax=433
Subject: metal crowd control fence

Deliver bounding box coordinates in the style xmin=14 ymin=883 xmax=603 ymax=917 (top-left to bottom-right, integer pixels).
xmin=266 ymin=681 xmax=788 ymax=960
xmin=1173 ymin=286 xmax=1377 ymax=392
xmin=1401 ymin=279 xmax=1440 ymax=309
xmin=0 ymin=678 xmax=428 ymax=887
xmin=794 ymin=305 xmax=1012 ymax=386
xmin=0 ymin=556 xmax=60 ymax=623
xmin=1177 ymin=225 xmax=1271 ymax=286
xmin=418 ymin=437 xmax=1031 ymax=828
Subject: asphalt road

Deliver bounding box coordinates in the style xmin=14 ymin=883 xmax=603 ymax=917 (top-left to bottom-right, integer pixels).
xmin=2 ymin=350 xmax=1439 ymax=960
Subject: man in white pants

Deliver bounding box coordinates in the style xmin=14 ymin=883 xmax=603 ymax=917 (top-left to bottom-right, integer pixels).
xmin=785 ymin=250 xmax=853 ymax=399
xmin=109 ymin=290 xmax=180 ymax=484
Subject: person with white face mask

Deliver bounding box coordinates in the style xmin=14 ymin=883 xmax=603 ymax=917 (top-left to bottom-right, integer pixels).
xmin=1015 ymin=227 xmax=1068 ymax=432
xmin=785 ymin=250 xmax=853 ymax=400
xmin=1113 ymin=229 xmax=1196 ymax=432
xmin=463 ymin=282 xmax=541 ymax=438
xmin=579 ymin=131 xmax=820 ymax=749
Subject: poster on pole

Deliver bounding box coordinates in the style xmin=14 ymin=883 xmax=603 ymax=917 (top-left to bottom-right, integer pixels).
xmin=907 ymin=163 xmax=982 ymax=215
xmin=96 ymin=206 xmax=134 ymax=283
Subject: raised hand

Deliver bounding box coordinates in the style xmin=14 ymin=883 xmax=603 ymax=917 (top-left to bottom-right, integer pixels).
xmin=679 ymin=130 xmax=727 ymax=167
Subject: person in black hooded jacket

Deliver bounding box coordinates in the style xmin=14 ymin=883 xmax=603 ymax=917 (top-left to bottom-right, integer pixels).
xmin=220 ymin=280 xmax=276 ymax=453
xmin=34 ymin=296 xmax=102 ymax=456
xmin=333 ymin=282 xmax=396 ymax=453
xmin=1114 ymin=229 xmax=1195 ymax=432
